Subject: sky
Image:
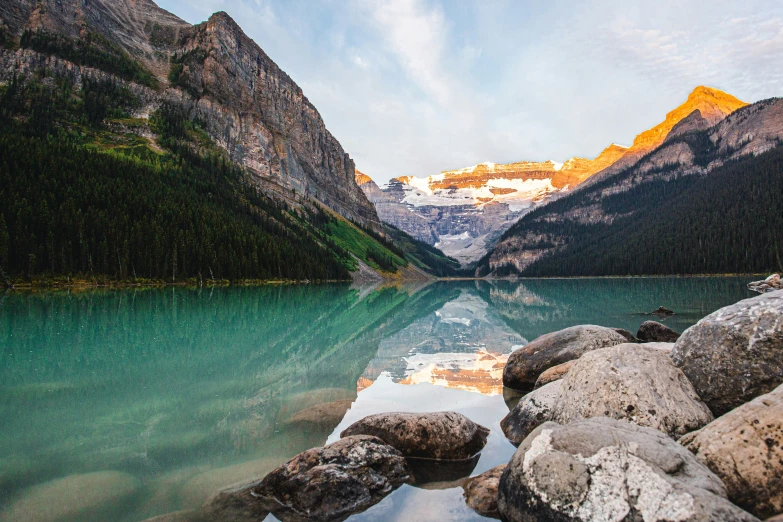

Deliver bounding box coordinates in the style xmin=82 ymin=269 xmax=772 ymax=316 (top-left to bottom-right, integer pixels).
xmin=156 ymin=0 xmax=783 ymax=184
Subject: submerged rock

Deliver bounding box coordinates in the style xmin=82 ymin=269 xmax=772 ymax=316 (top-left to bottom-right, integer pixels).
xmin=502 ymin=325 xmax=628 ymax=391
xmin=462 ymin=465 xmax=506 ymax=519
xmin=671 ymin=291 xmax=783 ymax=416
xmin=637 ymin=320 xmax=681 ymax=342
xmin=533 ymin=360 xmax=575 ymax=388
xmin=0 ymin=471 xmax=140 ymax=522
xmin=340 ymin=412 xmax=489 ymax=460
xmin=650 ymin=306 xmax=676 ymax=316
xmin=555 ymin=344 xmax=712 ymax=438
xmin=497 ymin=418 xmax=760 ymax=522
xmin=501 ymin=381 xmax=561 ymax=445
xmin=282 ymin=399 xmax=354 ymax=428
xmin=250 ymin=436 xmax=408 ymax=522
xmin=680 ymin=383 xmax=783 ymax=519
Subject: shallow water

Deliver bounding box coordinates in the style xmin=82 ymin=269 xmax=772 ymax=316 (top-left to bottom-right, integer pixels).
xmin=0 ymin=277 xmax=755 ymax=521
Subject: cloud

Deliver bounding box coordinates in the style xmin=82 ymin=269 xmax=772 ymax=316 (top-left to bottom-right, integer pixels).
xmin=157 ymin=0 xmax=783 ymax=184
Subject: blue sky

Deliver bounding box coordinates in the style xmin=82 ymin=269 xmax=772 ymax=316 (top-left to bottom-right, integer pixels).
xmin=156 ymin=0 xmax=783 ymax=184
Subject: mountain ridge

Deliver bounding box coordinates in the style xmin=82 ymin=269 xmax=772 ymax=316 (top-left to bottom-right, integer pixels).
xmin=484 ymin=94 xmax=783 ymax=276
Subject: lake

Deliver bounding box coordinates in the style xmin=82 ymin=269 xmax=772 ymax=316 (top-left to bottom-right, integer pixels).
xmin=0 ymin=277 xmax=755 ymax=521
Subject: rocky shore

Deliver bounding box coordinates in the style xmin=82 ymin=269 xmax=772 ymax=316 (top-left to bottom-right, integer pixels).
xmin=135 ymin=288 xmax=782 ymax=521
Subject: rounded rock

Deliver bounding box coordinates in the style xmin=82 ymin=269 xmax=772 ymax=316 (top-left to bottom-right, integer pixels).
xmin=502 ymin=325 xmax=629 ymax=391
xmin=340 ymin=411 xmax=489 ymax=460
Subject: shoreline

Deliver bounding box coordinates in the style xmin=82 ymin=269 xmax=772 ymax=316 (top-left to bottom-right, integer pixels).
xmin=2 ymin=272 xmax=766 ymax=292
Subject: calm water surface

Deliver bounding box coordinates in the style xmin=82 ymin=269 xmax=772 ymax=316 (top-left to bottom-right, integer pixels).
xmin=0 ymin=278 xmax=755 ymax=521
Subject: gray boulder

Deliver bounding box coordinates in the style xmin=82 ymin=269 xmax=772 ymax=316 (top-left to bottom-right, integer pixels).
xmin=248 ymin=436 xmax=408 ymax=522
xmin=671 ymin=291 xmax=783 ymax=416
xmin=637 ymin=320 xmax=681 ymax=342
xmin=497 ymin=418 xmax=760 ymax=522
xmin=501 ymin=381 xmax=561 ymax=445
xmin=340 ymin=412 xmax=489 ymax=460
xmin=555 ymin=344 xmax=713 ymax=438
xmin=534 ymin=360 xmax=575 ymax=389
xmin=462 ymin=465 xmax=505 ymax=519
xmin=680 ymin=383 xmax=783 ymax=519
xmin=748 ymin=274 xmax=782 ymax=294
xmin=502 ymin=325 xmax=629 ymax=391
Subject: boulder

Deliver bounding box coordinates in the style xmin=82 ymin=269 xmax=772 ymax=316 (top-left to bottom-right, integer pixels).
xmin=249 ymin=436 xmax=408 ymax=522
xmin=671 ymin=291 xmax=783 ymax=416
xmin=497 ymin=418 xmax=760 ymax=522
xmin=748 ymin=274 xmax=782 ymax=294
xmin=612 ymin=328 xmax=639 ymax=343
xmin=462 ymin=465 xmax=506 ymax=519
xmin=555 ymin=344 xmax=713 ymax=438
xmin=533 ymin=360 xmax=575 ymax=388
xmin=502 ymin=325 xmax=629 ymax=391
xmin=340 ymin=412 xmax=489 ymax=460
xmin=501 ymin=381 xmax=561 ymax=445
xmin=766 ymin=515 xmax=783 ymax=522
xmin=680 ymin=384 xmax=783 ymax=519
xmin=637 ymin=320 xmax=681 ymax=342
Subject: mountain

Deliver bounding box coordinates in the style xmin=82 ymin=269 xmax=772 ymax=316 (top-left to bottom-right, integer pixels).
xmin=357 ymin=144 xmax=629 ymax=266
xmin=484 ymin=95 xmax=783 ymax=277
xmin=0 ymin=0 xmax=459 ymax=284
xmin=583 ymin=86 xmax=747 ymax=184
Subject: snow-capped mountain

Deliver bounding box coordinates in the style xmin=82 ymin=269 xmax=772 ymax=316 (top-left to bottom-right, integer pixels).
xmin=357 ymin=144 xmax=627 ymax=264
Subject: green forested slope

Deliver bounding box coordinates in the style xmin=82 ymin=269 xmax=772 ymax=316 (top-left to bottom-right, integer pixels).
xmin=498 ymin=145 xmax=783 ymax=276
xmin=0 ymin=73 xmax=450 ymax=284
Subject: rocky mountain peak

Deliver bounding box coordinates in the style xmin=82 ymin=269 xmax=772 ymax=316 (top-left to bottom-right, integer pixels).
xmin=355 ymin=170 xmax=373 ymax=186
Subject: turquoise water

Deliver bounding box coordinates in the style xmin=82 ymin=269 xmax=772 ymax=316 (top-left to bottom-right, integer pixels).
xmin=0 ymin=278 xmax=755 ymax=521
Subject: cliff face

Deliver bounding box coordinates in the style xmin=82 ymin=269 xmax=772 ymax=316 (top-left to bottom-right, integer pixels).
xmin=0 ymin=0 xmax=380 ymax=228
xmin=488 ymin=95 xmax=783 ymax=274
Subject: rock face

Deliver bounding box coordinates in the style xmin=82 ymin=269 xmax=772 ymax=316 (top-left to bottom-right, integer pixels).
xmin=637 ymin=320 xmax=681 ymax=342
xmin=501 ymin=381 xmax=561 ymax=445
xmin=534 ymin=360 xmax=575 ymax=388
xmin=748 ymin=274 xmax=783 ymax=293
xmin=0 ymin=0 xmax=380 ymax=229
xmin=340 ymin=412 xmax=489 ymax=460
xmin=250 ymin=436 xmax=409 ymax=522
xmin=680 ymin=384 xmax=783 ymax=519
xmin=502 ymin=325 xmax=628 ymax=391
xmin=556 ymin=344 xmax=713 ymax=438
xmin=462 ymin=465 xmax=506 ymax=519
xmin=587 ymin=86 xmax=748 ymax=182
xmin=671 ymin=291 xmax=783 ymax=416
xmin=497 ymin=418 xmax=760 ymax=522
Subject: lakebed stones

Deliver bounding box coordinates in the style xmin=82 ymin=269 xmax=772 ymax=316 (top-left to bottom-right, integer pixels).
xmin=497 ymin=418 xmax=760 ymax=522
xmin=555 ymin=343 xmax=713 ymax=438
xmin=671 ymin=291 xmax=783 ymax=416
xmin=637 ymin=320 xmax=681 ymax=342
xmin=502 ymin=325 xmax=629 ymax=391
xmin=462 ymin=465 xmax=506 ymax=519
xmin=247 ymin=436 xmax=408 ymax=522
xmin=340 ymin=412 xmax=489 ymax=460
xmin=680 ymin=384 xmax=783 ymax=519
xmin=501 ymin=381 xmax=562 ymax=445
xmin=0 ymin=471 xmax=140 ymax=522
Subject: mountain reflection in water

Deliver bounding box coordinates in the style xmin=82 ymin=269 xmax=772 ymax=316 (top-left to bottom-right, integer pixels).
xmin=0 ymin=278 xmax=754 ymax=522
